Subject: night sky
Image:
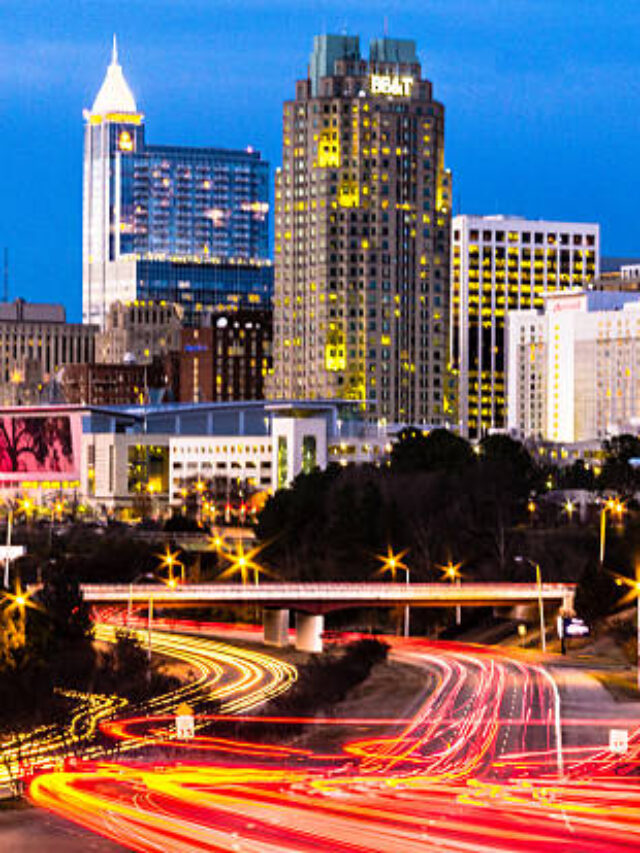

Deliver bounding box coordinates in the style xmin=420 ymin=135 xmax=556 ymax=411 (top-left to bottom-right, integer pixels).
xmin=1 ymin=0 xmax=638 ymax=319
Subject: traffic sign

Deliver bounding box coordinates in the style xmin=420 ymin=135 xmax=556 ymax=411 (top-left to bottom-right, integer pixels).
xmin=609 ymin=729 xmax=629 ymax=754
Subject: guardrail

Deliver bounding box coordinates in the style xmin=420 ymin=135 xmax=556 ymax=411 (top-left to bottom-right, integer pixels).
xmin=75 ymin=581 xmax=576 ymax=607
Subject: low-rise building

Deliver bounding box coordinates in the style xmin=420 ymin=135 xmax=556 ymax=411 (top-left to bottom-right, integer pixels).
xmin=0 ymin=400 xmax=391 ymax=511
xmin=61 ymin=359 xmax=168 ymax=406
xmin=96 ymin=300 xmax=182 ymax=364
xmin=0 ymin=299 xmax=97 ymax=405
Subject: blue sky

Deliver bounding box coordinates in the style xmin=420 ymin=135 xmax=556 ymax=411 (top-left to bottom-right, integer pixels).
xmin=0 ymin=0 xmax=638 ymax=319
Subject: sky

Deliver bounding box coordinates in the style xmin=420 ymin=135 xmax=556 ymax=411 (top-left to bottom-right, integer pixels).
xmin=0 ymin=0 xmax=639 ymax=320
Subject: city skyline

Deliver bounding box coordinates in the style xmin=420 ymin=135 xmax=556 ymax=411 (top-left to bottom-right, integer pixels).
xmin=1 ymin=0 xmax=638 ymax=319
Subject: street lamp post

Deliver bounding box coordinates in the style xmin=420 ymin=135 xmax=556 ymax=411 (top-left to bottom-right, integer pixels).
xmin=614 ymin=569 xmax=640 ymax=693
xmin=437 ymin=561 xmax=463 ymax=627
xmin=515 ymin=555 xmax=546 ymax=653
xmin=375 ymin=546 xmax=411 ymax=638
xmin=3 ymin=505 xmax=13 ymax=589
xmin=600 ymin=497 xmax=624 ymax=567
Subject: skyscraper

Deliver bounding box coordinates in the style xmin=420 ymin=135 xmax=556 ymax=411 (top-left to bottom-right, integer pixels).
xmin=451 ymin=215 xmax=599 ymax=437
xmin=83 ymin=39 xmax=272 ymax=327
xmin=268 ymin=34 xmax=452 ymax=425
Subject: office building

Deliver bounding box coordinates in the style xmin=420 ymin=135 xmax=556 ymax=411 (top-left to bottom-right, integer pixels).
xmin=83 ymin=39 xmax=272 ymax=327
xmin=0 ymin=299 xmax=97 ymax=405
xmin=178 ymin=309 xmax=272 ymax=403
xmin=451 ymin=215 xmax=599 ymax=437
xmin=61 ymin=359 xmax=167 ymax=406
xmin=268 ymin=34 xmax=452 ymax=426
xmin=621 ymin=264 xmax=640 ymax=282
xmin=506 ymin=289 xmax=640 ymax=443
xmin=96 ymin=299 xmax=182 ymax=364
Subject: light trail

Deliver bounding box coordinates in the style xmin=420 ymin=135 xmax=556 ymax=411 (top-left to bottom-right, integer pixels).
xmin=28 ymin=631 xmax=640 ymax=852
xmin=1 ymin=619 xmax=296 ymax=784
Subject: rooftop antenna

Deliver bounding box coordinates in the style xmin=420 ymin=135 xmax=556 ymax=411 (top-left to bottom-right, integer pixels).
xmin=384 ymin=15 xmax=389 ymax=36
xmin=3 ymin=248 xmax=8 ymax=303
xmin=112 ymin=33 xmax=118 ymax=65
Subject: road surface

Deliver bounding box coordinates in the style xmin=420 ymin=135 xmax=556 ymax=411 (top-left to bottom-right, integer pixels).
xmin=28 ymin=631 xmax=640 ymax=852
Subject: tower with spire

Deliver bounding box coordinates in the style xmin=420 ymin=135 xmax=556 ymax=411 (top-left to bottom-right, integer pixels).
xmin=82 ymin=39 xmax=272 ymax=330
xmin=83 ymin=37 xmax=144 ymax=326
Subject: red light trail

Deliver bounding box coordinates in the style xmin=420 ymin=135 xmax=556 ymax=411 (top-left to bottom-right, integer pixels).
xmin=28 ymin=628 xmax=640 ymax=852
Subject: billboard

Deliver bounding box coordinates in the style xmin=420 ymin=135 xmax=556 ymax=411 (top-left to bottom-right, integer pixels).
xmin=0 ymin=413 xmax=81 ymax=487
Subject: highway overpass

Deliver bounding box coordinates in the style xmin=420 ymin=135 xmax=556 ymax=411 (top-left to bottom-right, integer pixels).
xmin=77 ymin=582 xmax=576 ymax=652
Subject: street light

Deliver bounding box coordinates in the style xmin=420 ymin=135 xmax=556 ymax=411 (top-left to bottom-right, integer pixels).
xmin=1 ymin=580 xmax=40 ymax=644
xmin=375 ymin=546 xmax=411 ymax=637
xmin=613 ymin=568 xmax=640 ymax=693
xmin=600 ymin=497 xmax=625 ymax=567
xmin=436 ymin=560 xmax=463 ymax=626
xmin=515 ymin=555 xmax=546 ymax=653
xmin=156 ymin=546 xmax=185 ymax=585
xmin=563 ymin=499 xmax=576 ymax=523
xmin=3 ymin=501 xmax=14 ymax=589
xmin=218 ymin=541 xmax=269 ymax=586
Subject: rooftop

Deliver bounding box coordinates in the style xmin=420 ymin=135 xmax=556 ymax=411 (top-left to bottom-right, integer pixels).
xmin=90 ymin=36 xmax=137 ymax=116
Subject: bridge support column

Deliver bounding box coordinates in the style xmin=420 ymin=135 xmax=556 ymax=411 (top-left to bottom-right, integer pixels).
xmin=563 ymin=590 xmax=576 ymax=614
xmin=295 ymin=613 xmax=324 ymax=653
xmin=263 ymin=608 xmax=290 ymax=647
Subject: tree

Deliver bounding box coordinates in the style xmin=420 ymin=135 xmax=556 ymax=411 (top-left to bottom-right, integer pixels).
xmin=574 ymin=562 xmax=621 ymax=626
xmin=478 ymin=434 xmax=537 ymax=492
xmin=599 ymin=434 xmax=640 ymax=492
xmin=39 ymin=560 xmax=93 ymax=645
xmin=558 ymin=460 xmax=595 ymax=491
xmin=390 ymin=428 xmax=475 ymax=474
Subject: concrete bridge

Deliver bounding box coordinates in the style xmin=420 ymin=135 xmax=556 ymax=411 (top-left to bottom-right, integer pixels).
xmin=77 ymin=581 xmax=576 ymax=653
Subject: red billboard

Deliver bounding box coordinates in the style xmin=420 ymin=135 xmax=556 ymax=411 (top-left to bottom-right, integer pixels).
xmin=0 ymin=412 xmax=81 ymax=486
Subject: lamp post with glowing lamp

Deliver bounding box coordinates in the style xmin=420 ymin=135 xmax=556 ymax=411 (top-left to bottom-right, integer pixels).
xmin=600 ymin=497 xmax=625 ymax=567
xmin=3 ymin=501 xmax=14 ymax=589
xmin=437 ymin=560 xmax=463 ymax=626
xmin=515 ymin=555 xmax=546 ymax=652
xmin=156 ymin=546 xmax=185 ymax=585
xmin=194 ymin=479 xmax=206 ymax=526
xmin=527 ymin=499 xmax=536 ymax=527
xmin=375 ymin=546 xmax=410 ymax=637
xmin=614 ymin=569 xmax=640 ymax=692
xmin=1 ymin=580 xmax=40 ymax=645
xmin=218 ymin=542 xmax=270 ymax=587
xmin=563 ymin=499 xmax=576 ymax=523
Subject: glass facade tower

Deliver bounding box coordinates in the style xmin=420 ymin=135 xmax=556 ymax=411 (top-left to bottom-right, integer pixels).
xmin=83 ymin=40 xmax=272 ymax=327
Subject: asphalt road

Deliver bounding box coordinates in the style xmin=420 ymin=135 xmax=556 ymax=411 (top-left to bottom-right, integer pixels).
xmin=0 ymin=805 xmax=130 ymax=852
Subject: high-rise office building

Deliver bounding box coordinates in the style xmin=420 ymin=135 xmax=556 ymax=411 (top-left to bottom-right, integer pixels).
xmin=507 ymin=289 xmax=640 ymax=443
xmin=268 ymin=34 xmax=452 ymax=425
xmin=83 ymin=39 xmax=272 ymax=328
xmin=451 ymin=215 xmax=599 ymax=438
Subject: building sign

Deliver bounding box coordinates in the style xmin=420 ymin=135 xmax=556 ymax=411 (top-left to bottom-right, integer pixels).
xmin=370 ymin=74 xmax=414 ymax=97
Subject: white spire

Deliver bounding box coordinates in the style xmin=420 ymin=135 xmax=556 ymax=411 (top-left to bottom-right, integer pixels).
xmin=90 ymin=36 xmax=137 ymax=116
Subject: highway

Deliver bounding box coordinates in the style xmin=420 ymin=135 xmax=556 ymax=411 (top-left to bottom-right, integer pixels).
xmin=0 ymin=620 xmax=297 ymax=786
xmin=28 ymin=627 xmax=640 ymax=852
